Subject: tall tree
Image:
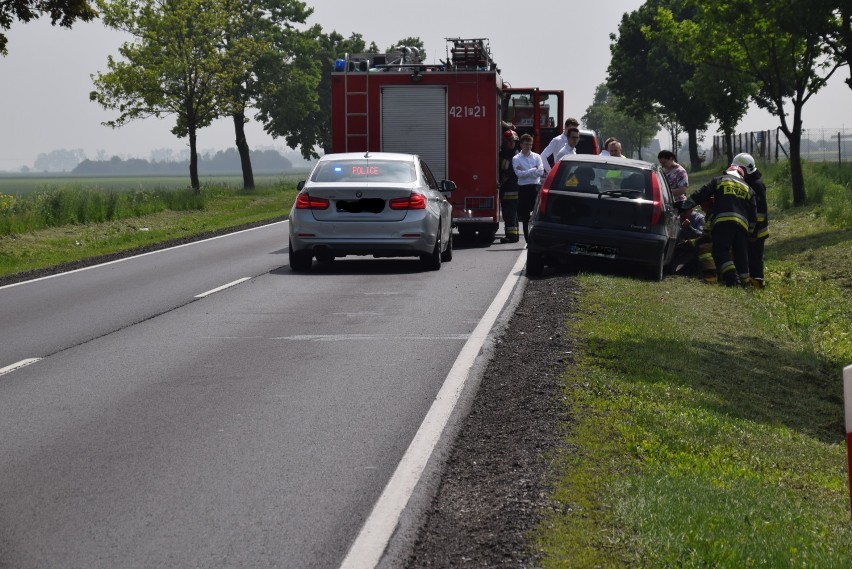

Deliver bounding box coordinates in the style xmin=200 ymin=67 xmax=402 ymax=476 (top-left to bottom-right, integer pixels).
xmin=653 ymin=7 xmax=756 ymax=165
xmin=608 ymin=0 xmax=712 ymax=171
xmin=216 ymin=0 xmax=314 ymax=189
xmin=0 ymin=0 xmax=97 ymax=55
xmin=663 ymin=0 xmax=844 ymax=205
xmin=91 ymin=0 xmax=227 ymax=191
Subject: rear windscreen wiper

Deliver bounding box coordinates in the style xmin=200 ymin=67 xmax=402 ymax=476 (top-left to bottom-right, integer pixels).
xmin=598 ymin=189 xmax=644 ymax=199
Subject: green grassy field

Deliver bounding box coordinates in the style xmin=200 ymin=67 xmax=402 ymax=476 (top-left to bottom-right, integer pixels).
xmin=0 ymin=173 xmax=305 ymax=195
xmin=535 ymin=161 xmax=852 ymax=568
xmin=0 ymin=178 xmax=300 ymax=277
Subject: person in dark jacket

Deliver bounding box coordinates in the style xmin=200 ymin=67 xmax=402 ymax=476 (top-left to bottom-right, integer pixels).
xmin=732 ymin=153 xmax=769 ymax=289
xmin=499 ymin=129 xmax=520 ymax=243
xmin=683 ymin=164 xmax=757 ymax=286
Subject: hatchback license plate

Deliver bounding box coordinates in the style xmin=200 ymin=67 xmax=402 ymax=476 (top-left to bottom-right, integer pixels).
xmin=570 ymin=243 xmax=616 ymax=259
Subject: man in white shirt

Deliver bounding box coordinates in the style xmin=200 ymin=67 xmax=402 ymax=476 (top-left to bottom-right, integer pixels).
xmin=599 ymin=137 xmax=617 ymax=156
xmin=512 ymin=133 xmax=545 ymax=241
xmin=540 ymin=117 xmax=579 ymax=173
xmin=554 ymin=127 xmax=581 ymax=162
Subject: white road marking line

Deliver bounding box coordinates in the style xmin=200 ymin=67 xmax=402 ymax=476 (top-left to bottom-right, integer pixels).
xmin=0 ymin=358 xmax=42 ymax=377
xmin=194 ymin=277 xmax=252 ymax=298
xmin=201 ymin=334 xmax=470 ymax=342
xmin=0 ymin=221 xmax=287 ymax=291
xmin=338 ymin=250 xmax=528 ymax=569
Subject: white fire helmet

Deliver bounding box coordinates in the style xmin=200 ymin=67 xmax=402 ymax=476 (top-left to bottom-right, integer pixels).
xmin=732 ymin=153 xmax=757 ymax=175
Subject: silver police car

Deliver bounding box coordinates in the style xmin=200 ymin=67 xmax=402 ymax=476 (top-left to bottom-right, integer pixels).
xmin=288 ymin=152 xmax=456 ymax=271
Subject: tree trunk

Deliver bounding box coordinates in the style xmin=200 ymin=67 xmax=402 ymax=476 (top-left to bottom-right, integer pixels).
xmin=189 ymin=126 xmax=200 ymax=192
xmin=687 ymin=126 xmax=701 ymax=172
xmin=780 ymin=101 xmax=806 ymax=206
xmin=233 ymin=111 xmax=255 ymax=190
xmin=724 ymin=130 xmax=734 ymax=165
xmin=788 ymin=131 xmax=805 ymax=206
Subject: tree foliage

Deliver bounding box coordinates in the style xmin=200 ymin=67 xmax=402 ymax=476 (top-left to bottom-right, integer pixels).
xmin=582 ymin=83 xmax=660 ymax=160
xmin=215 ymin=0 xmax=314 ymax=189
xmin=0 ymin=0 xmax=97 ymax=55
xmin=607 ymin=0 xmax=711 ymax=171
xmin=651 ymin=6 xmax=757 ymax=164
xmin=256 ymin=33 xmax=428 ymax=159
xmin=659 ymin=0 xmax=845 ymax=205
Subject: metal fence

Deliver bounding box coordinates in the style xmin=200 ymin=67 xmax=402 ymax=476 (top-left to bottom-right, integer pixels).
xmin=711 ymin=127 xmax=852 ymax=166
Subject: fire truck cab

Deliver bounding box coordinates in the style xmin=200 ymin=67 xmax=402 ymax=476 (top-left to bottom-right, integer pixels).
xmin=331 ymin=38 xmax=563 ymax=241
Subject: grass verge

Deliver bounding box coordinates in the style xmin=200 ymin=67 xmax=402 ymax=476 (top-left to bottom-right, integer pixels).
xmin=0 ymin=181 xmax=299 ymax=278
xmin=535 ymin=161 xmax=852 ymax=567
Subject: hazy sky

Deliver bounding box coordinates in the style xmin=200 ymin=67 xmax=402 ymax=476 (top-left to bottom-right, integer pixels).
xmin=1 ymin=0 xmax=850 ymax=171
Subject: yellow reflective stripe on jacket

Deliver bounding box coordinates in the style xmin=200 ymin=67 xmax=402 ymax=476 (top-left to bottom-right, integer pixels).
xmin=714 ymin=212 xmax=750 ymax=231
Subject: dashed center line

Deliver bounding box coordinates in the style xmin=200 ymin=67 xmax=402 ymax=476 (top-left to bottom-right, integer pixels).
xmin=0 ymin=358 xmax=42 ymax=377
xmin=194 ymin=277 xmax=252 ymax=298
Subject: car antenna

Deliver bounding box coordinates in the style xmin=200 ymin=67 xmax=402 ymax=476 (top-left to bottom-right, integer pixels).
xmin=363 ymin=151 xmax=371 ymax=158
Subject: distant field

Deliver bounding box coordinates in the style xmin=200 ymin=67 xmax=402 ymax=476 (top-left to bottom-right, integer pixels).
xmin=0 ymin=172 xmax=310 ymax=195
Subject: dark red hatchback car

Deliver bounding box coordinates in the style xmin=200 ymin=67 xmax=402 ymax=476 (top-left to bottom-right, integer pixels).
xmin=525 ymin=154 xmax=679 ymax=280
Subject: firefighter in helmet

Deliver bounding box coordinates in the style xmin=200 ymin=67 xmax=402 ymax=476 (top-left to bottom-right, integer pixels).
xmin=683 ymin=164 xmax=757 ymax=286
xmin=732 ymin=152 xmax=769 ymax=289
xmin=499 ymin=129 xmax=520 ymax=243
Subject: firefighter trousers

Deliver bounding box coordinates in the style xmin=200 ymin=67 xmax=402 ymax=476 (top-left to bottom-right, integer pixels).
xmin=501 ymin=195 xmax=519 ymax=242
xmin=748 ymin=237 xmax=766 ymax=284
xmin=712 ymin=222 xmax=750 ymax=286
xmin=517 ymin=184 xmax=539 ymax=241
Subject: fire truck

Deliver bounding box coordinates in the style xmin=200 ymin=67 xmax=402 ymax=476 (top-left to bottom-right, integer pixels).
xmin=331 ymin=38 xmax=564 ymax=241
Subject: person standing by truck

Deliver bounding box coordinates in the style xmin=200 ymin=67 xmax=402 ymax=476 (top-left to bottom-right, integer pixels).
xmin=499 ymin=130 xmax=521 ymax=243
xmin=540 ymin=117 xmax=580 ymax=174
xmin=513 ymin=133 xmax=545 ymax=241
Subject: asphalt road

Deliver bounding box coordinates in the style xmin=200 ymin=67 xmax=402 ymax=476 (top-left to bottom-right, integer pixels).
xmin=0 ymin=223 xmax=525 ymax=569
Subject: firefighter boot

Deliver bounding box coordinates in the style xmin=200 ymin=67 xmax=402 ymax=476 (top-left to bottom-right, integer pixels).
xmin=500 ymin=228 xmax=519 ymax=244
xmin=750 ymin=277 xmax=765 ymax=290
xmin=719 ymin=262 xmax=739 ymax=287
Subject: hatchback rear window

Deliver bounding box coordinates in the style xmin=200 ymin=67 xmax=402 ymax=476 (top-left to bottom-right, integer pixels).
xmin=551 ymin=163 xmax=650 ymax=198
xmin=312 ymin=160 xmax=417 ymax=183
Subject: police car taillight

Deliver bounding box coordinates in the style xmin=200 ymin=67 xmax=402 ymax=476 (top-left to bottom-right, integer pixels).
xmin=389 ymin=193 xmax=427 ymax=210
xmin=295 ymin=192 xmax=330 ymax=210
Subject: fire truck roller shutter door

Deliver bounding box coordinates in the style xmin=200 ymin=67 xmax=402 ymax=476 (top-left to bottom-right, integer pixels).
xmin=381 ymin=86 xmax=448 ymax=180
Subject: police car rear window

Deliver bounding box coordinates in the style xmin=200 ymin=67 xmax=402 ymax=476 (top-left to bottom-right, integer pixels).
xmin=312 ymin=161 xmax=417 ymax=183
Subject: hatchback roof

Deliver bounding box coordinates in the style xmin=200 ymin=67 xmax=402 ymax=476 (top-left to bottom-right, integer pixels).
xmin=556 ymin=154 xmax=656 ymax=170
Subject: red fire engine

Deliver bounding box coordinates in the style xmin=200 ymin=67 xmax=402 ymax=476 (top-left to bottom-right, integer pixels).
xmin=331 ymin=38 xmax=564 ymax=241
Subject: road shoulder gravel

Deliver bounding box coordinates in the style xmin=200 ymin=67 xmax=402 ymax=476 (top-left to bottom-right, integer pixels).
xmin=405 ymin=272 xmax=579 ymax=567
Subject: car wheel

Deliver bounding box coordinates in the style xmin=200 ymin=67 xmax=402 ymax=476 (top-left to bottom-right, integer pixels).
xmin=421 ymin=227 xmax=442 ymax=271
xmin=289 ymin=243 xmax=313 ymax=271
xmin=440 ymin=230 xmax=453 ymax=262
xmin=526 ymin=250 xmax=545 ymax=277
